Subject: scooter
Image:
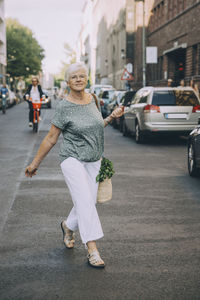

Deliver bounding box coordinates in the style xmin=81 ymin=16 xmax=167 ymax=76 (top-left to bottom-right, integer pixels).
xmin=1 ymin=94 xmax=7 ymax=114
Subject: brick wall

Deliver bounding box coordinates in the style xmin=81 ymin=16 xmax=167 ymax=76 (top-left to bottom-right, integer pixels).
xmin=146 ymin=0 xmax=200 ymax=86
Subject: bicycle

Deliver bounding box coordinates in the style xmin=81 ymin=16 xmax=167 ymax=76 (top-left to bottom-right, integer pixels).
xmin=32 ymin=98 xmax=42 ymax=132
xmin=26 ymin=95 xmax=44 ymax=133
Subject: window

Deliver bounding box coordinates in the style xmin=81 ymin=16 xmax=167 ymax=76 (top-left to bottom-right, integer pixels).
xmin=168 ymin=0 xmax=173 ymax=20
xmin=133 ymin=90 xmax=149 ymax=104
xmin=123 ymin=91 xmax=136 ymax=106
xmin=138 ymin=95 xmax=148 ymax=104
xmin=152 ymin=90 xmax=199 ymax=106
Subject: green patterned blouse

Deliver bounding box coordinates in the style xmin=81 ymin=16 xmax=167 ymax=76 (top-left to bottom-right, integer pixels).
xmin=51 ymin=97 xmax=104 ymax=163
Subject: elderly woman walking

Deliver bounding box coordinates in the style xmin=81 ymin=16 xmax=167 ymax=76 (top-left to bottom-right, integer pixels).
xmin=25 ymin=62 xmax=124 ymax=268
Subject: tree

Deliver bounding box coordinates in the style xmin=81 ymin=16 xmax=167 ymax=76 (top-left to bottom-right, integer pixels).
xmin=6 ymin=18 xmax=45 ymax=78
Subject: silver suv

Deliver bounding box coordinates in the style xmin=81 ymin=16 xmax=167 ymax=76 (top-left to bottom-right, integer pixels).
xmin=123 ymin=87 xmax=200 ymax=143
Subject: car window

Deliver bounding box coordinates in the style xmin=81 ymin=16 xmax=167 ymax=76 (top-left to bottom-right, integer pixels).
xmin=131 ymin=94 xmax=139 ymax=104
xmin=121 ymin=96 xmax=125 ymax=105
xmin=95 ymin=87 xmax=102 ymax=95
xmin=152 ymin=90 xmax=199 ymax=106
xmin=123 ymin=91 xmax=136 ymax=105
xmin=102 ymin=91 xmax=109 ymax=98
xmin=138 ymin=95 xmax=148 ymax=103
xmin=108 ymin=90 xmax=115 ymax=98
xmin=174 ymin=90 xmax=199 ymax=106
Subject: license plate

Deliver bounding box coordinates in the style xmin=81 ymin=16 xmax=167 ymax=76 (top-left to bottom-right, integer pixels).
xmin=165 ymin=113 xmax=187 ymax=119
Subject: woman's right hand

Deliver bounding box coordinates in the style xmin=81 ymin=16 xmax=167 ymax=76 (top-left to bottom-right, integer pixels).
xmin=25 ymin=163 xmax=38 ymax=178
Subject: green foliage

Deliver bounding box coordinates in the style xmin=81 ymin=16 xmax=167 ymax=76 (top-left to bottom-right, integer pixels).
xmin=96 ymin=157 xmax=115 ymax=183
xmin=6 ymin=18 xmax=45 ymax=78
xmin=54 ymin=77 xmax=63 ymax=88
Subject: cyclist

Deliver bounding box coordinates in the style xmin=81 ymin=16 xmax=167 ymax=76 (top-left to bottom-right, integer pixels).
xmin=24 ymin=77 xmax=44 ymax=127
xmin=0 ymin=84 xmax=9 ymax=113
xmin=0 ymin=84 xmax=9 ymax=97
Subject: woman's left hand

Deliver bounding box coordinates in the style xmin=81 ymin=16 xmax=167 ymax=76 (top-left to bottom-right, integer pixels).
xmin=110 ymin=106 xmax=124 ymax=119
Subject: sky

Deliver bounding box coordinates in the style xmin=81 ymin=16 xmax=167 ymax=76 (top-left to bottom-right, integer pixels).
xmin=5 ymin=0 xmax=85 ymax=75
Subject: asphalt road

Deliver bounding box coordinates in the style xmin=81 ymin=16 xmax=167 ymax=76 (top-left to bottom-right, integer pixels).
xmin=0 ymin=100 xmax=200 ymax=300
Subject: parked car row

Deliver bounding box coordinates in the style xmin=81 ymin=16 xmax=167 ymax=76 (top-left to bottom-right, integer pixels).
xmin=122 ymin=87 xmax=200 ymax=143
xmin=97 ymin=85 xmax=200 ymax=177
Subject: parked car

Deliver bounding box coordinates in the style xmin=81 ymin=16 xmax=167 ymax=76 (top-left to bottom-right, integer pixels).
xmin=114 ymin=90 xmax=136 ymax=130
xmin=188 ymin=120 xmax=200 ymax=177
xmin=98 ymin=88 xmax=116 ymax=117
xmin=106 ymin=90 xmax=126 ymax=116
xmin=123 ymin=87 xmax=200 ymax=143
xmin=90 ymin=84 xmax=113 ymax=97
xmin=42 ymin=90 xmax=52 ymax=108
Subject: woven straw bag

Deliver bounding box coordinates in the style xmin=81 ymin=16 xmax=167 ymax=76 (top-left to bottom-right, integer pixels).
xmin=97 ymin=178 xmax=112 ymax=203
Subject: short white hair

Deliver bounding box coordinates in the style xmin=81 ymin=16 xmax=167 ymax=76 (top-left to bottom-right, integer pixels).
xmin=65 ymin=62 xmax=88 ymax=81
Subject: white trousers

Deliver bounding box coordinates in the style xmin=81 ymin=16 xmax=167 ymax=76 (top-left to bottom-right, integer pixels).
xmin=61 ymin=157 xmax=104 ymax=245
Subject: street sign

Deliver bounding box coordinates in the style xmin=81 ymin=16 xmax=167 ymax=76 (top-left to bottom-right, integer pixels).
xmin=146 ymin=46 xmax=158 ymax=64
xmin=126 ymin=63 xmax=133 ymax=73
xmin=121 ymin=69 xmax=134 ymax=81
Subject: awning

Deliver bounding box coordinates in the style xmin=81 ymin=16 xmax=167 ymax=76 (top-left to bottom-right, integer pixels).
xmin=163 ymin=43 xmax=187 ymax=55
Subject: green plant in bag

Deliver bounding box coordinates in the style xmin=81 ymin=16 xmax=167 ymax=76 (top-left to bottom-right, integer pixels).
xmin=96 ymin=157 xmax=115 ymax=183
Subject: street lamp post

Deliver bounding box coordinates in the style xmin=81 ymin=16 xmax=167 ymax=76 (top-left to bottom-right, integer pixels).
xmin=136 ymin=0 xmax=146 ymax=87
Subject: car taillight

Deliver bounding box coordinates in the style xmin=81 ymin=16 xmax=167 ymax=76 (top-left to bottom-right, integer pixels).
xmin=143 ymin=104 xmax=160 ymax=113
xmin=192 ymin=105 xmax=200 ymax=113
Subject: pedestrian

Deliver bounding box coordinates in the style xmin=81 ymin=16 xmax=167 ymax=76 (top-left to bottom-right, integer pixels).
xmin=178 ymin=79 xmax=185 ymax=88
xmin=167 ymin=78 xmax=173 ymax=87
xmin=24 ymin=77 xmax=44 ymax=127
xmin=25 ymin=62 xmax=124 ymax=268
xmin=189 ymin=78 xmax=199 ymax=97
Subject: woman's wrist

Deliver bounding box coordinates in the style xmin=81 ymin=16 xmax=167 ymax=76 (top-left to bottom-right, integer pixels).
xmin=105 ymin=115 xmax=113 ymax=123
xmin=31 ymin=159 xmax=40 ymax=169
xmin=104 ymin=115 xmax=113 ymax=126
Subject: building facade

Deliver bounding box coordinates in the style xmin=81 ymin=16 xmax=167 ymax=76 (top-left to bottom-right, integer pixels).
xmin=146 ymin=0 xmax=200 ymax=87
xmin=92 ymin=0 xmax=127 ymax=89
xmin=78 ymin=0 xmax=128 ymax=89
xmin=0 ymin=0 xmax=6 ymax=84
xmin=79 ymin=0 xmax=200 ymax=90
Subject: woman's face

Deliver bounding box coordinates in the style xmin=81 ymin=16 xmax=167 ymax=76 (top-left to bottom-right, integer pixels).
xmin=68 ymin=68 xmax=87 ymax=92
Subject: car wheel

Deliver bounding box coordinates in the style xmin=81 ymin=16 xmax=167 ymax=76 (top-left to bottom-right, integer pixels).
xmin=135 ymin=122 xmax=144 ymax=143
xmin=188 ymin=143 xmax=200 ymax=177
xmin=122 ymin=120 xmax=128 ymax=136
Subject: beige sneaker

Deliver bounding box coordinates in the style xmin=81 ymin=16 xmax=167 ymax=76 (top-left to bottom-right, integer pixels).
xmin=60 ymin=221 xmax=75 ymax=249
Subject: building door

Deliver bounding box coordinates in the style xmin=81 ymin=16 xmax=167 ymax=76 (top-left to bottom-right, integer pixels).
xmin=167 ymin=48 xmax=186 ymax=86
